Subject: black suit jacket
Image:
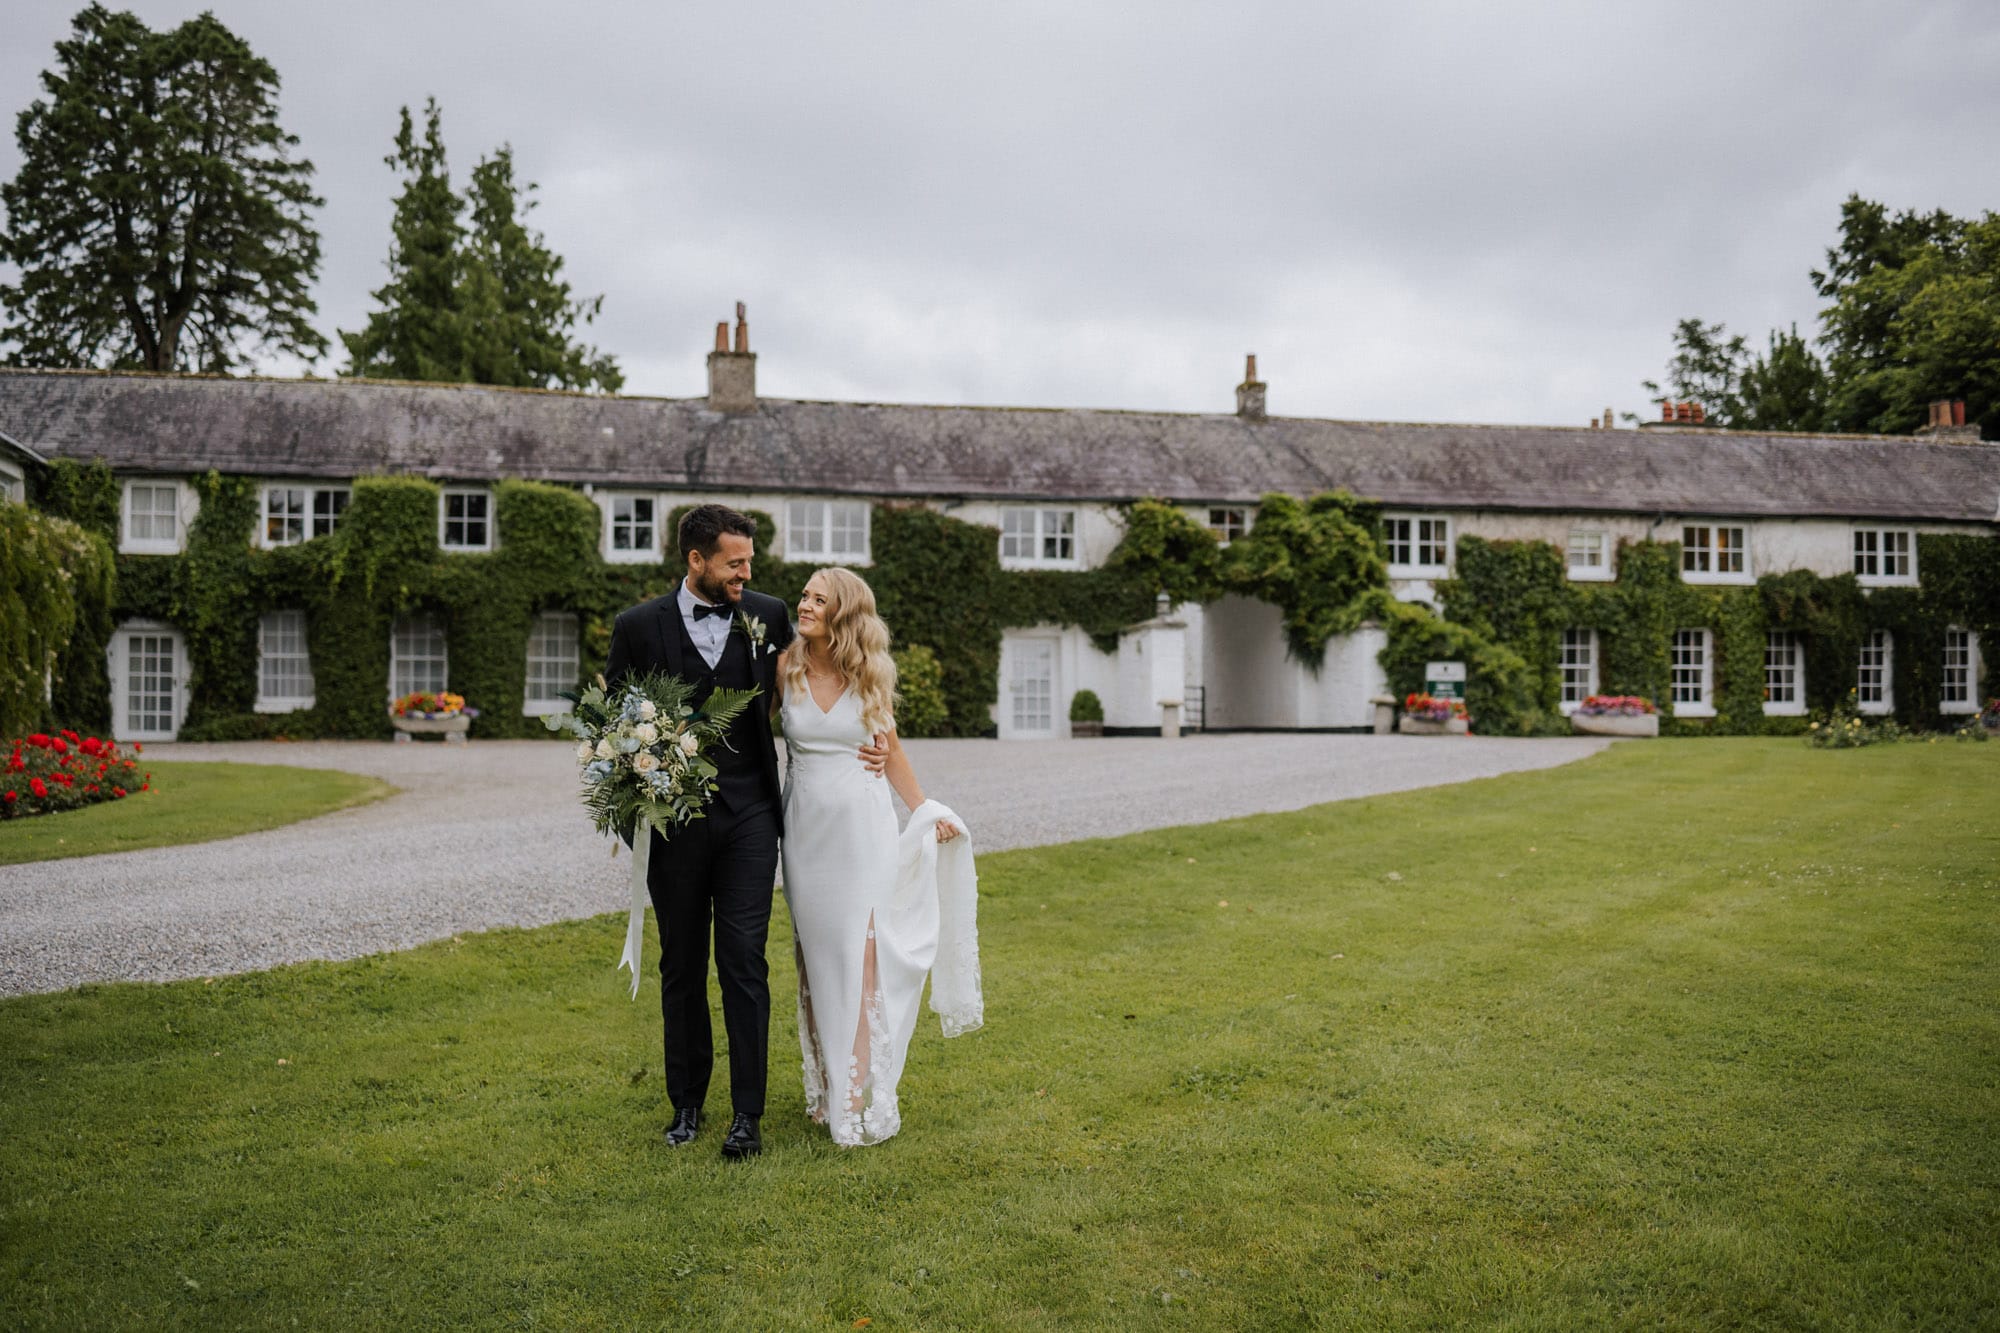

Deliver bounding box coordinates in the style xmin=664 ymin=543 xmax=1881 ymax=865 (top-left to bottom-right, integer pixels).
xmin=604 ymin=585 xmax=796 ymax=832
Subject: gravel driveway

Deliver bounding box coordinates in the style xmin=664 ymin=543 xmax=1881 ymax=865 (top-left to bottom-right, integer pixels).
xmin=0 ymin=733 xmax=1610 ymax=996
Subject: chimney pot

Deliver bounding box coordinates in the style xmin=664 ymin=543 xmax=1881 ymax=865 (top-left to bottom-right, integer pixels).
xmin=1954 ymin=399 xmax=1967 ymax=427
xmin=706 ymin=303 xmax=758 ymax=412
xmin=1235 ymin=353 xmax=1267 ymax=421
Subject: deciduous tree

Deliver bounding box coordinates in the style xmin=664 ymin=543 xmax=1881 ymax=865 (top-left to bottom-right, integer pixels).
xmin=0 ymin=5 xmax=325 ymax=372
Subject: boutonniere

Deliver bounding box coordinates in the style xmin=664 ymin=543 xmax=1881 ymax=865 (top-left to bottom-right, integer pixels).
xmin=734 ymin=610 xmax=775 ymax=656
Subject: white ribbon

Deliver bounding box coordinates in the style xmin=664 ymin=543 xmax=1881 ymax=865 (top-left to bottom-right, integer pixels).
xmin=619 ymin=813 xmax=656 ymax=1000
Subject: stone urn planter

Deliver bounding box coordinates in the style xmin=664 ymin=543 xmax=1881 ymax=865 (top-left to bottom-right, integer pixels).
xmin=1571 ymin=712 xmax=1659 ymax=738
xmin=1398 ymin=715 xmax=1470 ymax=736
xmin=389 ymin=712 xmax=471 ymax=744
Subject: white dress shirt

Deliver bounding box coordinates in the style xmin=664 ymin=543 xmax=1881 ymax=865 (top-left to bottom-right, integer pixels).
xmin=676 ymin=578 xmax=731 ymax=670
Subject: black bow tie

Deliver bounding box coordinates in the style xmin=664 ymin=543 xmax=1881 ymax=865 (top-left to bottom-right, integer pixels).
xmin=692 ymin=602 xmax=728 ymax=621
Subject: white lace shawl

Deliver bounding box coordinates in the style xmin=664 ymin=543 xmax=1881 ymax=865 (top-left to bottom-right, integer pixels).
xmin=896 ymin=799 xmax=984 ymax=1037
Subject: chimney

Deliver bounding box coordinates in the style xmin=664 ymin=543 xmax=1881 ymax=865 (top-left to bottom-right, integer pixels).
xmin=1918 ymin=397 xmax=1982 ymax=445
xmin=706 ymin=301 xmax=757 ymax=412
xmin=1235 ymin=354 xmax=1266 ymax=421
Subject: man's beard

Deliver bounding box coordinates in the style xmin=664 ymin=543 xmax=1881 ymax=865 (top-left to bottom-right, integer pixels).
xmin=692 ymin=567 xmax=739 ymax=604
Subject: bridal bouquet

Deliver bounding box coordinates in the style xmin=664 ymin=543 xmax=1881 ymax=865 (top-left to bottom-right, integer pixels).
xmin=545 ymin=671 xmax=761 ymax=997
xmin=542 ymin=670 xmax=760 ymax=842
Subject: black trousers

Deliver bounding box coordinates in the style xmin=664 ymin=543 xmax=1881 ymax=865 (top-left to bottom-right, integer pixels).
xmin=646 ymin=800 xmax=780 ymax=1117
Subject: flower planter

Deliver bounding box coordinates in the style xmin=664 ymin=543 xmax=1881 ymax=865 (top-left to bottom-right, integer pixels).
xmin=1398 ymin=715 xmax=1469 ymax=736
xmin=1571 ymin=712 xmax=1659 ymax=738
xmin=390 ymin=713 xmax=471 ymax=744
xmin=1069 ymin=721 xmax=1104 ymax=738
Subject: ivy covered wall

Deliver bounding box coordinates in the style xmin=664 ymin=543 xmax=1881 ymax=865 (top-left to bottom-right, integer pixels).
xmin=22 ymin=458 xmax=2000 ymax=742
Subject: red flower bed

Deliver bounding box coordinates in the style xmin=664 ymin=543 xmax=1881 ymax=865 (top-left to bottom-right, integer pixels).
xmin=1404 ymin=692 xmax=1470 ymax=722
xmin=2 ymin=731 xmax=151 ymax=819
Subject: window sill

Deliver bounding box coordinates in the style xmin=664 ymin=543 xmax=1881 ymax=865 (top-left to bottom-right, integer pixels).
xmin=254 ymin=699 xmax=315 ymax=714
xmin=1941 ymin=701 xmax=1978 ymax=716
xmin=439 ymin=543 xmax=496 ymax=555
xmin=1857 ymin=577 xmax=1919 ymax=589
xmin=603 ymin=547 xmax=662 ymax=565
xmin=1762 ymin=703 xmax=1806 ymax=717
xmin=788 ymin=551 xmax=873 ymax=567
xmin=1565 ymin=567 xmax=1615 ymax=583
xmin=1673 ymin=704 xmax=1716 ymax=718
xmin=1000 ymin=557 xmax=1083 ymax=572
xmin=1387 ymin=566 xmax=1450 ymax=580
xmin=1858 ymin=702 xmax=1894 ymax=716
xmin=1679 ymin=573 xmax=1753 ymax=586
xmin=523 ymin=698 xmax=570 ymax=717
xmin=120 ymin=540 xmax=184 ymax=557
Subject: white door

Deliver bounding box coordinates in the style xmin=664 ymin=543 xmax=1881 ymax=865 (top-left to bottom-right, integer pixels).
xmin=111 ymin=623 xmax=186 ymax=741
xmin=1002 ymin=637 xmax=1057 ymax=739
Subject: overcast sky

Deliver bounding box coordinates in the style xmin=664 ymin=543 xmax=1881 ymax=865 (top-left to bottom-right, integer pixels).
xmin=4 ymin=1 xmax=1997 ymax=426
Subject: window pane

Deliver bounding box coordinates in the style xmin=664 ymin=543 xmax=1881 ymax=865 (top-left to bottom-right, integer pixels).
xmin=1672 ymin=629 xmax=1708 ymax=705
xmin=1943 ymin=628 xmax=1973 ymax=704
xmin=1765 ymin=631 xmax=1799 ymax=705
xmin=1857 ymin=630 xmax=1891 ymax=705
xmin=1561 ymin=628 xmax=1597 ymax=704
xmin=1385 ymin=518 xmax=1411 ymax=566
xmin=259 ymin=610 xmax=314 ymax=704
xmin=1682 ymin=527 xmax=1709 ymax=573
xmin=524 ymin=611 xmax=580 ymax=705
xmin=312 ymin=488 xmax=350 ymax=538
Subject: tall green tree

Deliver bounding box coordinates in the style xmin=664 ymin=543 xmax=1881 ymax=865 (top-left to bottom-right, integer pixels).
xmin=342 ymin=104 xmax=621 ymax=391
xmin=1639 ymin=317 xmax=1748 ymax=422
xmin=340 ymin=100 xmax=468 ymax=382
xmin=0 ymin=5 xmax=325 ymax=372
xmin=460 ymin=147 xmax=622 ymax=392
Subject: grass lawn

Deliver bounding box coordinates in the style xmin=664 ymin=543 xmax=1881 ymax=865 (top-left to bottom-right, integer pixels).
xmin=0 ymin=761 xmax=395 ymax=866
xmin=2 ymin=739 xmax=1996 ymax=1329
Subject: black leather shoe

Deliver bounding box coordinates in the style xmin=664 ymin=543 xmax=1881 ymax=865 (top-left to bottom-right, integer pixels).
xmin=720 ymin=1113 xmax=762 ymax=1159
xmin=663 ymin=1107 xmax=701 ymax=1146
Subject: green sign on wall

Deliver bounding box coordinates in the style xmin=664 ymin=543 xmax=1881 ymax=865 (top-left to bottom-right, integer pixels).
xmin=1425 ymin=660 xmax=1466 ymax=700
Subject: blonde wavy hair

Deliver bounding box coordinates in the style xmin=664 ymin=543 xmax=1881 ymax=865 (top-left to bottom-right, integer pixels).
xmin=780 ymin=567 xmax=899 ymax=735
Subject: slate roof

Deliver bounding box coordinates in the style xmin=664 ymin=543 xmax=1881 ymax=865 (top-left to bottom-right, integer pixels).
xmin=1 ymin=367 xmax=1996 ymax=524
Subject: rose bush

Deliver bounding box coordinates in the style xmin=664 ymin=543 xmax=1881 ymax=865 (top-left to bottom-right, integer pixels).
xmin=3 ymin=731 xmax=151 ymax=818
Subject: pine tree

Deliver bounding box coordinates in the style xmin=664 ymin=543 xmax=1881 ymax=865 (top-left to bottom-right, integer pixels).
xmin=340 ymin=100 xmax=469 ymax=382
xmin=0 ymin=5 xmax=326 ymax=371
xmin=461 ymin=147 xmax=622 ymax=392
xmin=342 ymin=105 xmax=622 ymax=391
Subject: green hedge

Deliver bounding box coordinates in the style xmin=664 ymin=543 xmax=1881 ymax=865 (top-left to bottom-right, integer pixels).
xmin=0 ymin=500 xmax=115 ymax=736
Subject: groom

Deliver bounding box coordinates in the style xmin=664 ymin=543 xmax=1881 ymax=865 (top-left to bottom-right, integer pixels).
xmin=605 ymin=503 xmax=880 ymax=1159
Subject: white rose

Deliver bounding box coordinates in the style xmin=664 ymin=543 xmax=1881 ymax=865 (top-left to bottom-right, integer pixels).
xmin=594 ymin=739 xmax=614 ymax=760
xmin=635 ymin=723 xmax=659 ymax=745
xmin=638 ymin=700 xmax=657 ymax=721
xmin=633 ymin=751 xmax=660 ymax=774
xmin=575 ymin=741 xmax=593 ymax=762
xmin=679 ymin=733 xmax=700 ymax=756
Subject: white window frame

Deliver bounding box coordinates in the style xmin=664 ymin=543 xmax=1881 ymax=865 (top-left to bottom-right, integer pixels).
xmin=523 ymin=610 xmax=580 ymax=716
xmin=388 ymin=613 xmax=449 ymax=701
xmin=120 ymin=478 xmax=191 ymax=555
xmin=1205 ymin=506 xmax=1250 ymax=545
xmin=107 ymin=618 xmax=188 ymax=741
xmin=999 ymin=507 xmax=1081 ymax=570
xmin=1671 ymin=628 xmax=1714 ymax=717
xmin=1763 ymin=630 xmax=1804 ymax=716
xmin=601 ymin=492 xmax=660 ymax=564
xmin=1941 ymin=627 xmax=1980 ymax=715
xmin=258 ymin=483 xmax=350 ymax=548
xmin=1857 ymin=629 xmax=1893 ymax=715
xmin=1559 ymin=628 xmax=1600 ymax=713
xmin=1852 ymin=527 xmax=1917 ymax=586
xmin=1384 ymin=514 xmax=1451 ymax=577
xmin=439 ymin=488 xmax=494 ymax=552
xmin=1566 ymin=529 xmax=1613 ymax=582
xmin=255 ymin=609 xmax=316 ymax=712
xmin=0 ymin=457 xmax=23 ymax=504
xmin=785 ymin=499 xmax=871 ymax=563
xmin=1680 ymin=523 xmax=1751 ymax=585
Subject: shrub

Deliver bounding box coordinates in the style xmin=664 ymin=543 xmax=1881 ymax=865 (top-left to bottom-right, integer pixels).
xmin=1068 ymin=689 xmax=1104 ymax=723
xmin=891 ymin=644 xmax=949 ymax=738
xmin=1806 ymin=690 xmax=1906 ymax=748
xmin=3 ymin=731 xmax=151 ymax=818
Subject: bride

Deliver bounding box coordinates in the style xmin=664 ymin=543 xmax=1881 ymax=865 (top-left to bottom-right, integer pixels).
xmin=778 ymin=567 xmax=981 ymax=1146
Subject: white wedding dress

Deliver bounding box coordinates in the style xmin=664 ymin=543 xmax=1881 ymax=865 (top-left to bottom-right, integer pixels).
xmin=780 ymin=684 xmax=981 ymax=1146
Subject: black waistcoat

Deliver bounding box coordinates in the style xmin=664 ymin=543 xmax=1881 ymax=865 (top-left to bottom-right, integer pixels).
xmin=669 ymin=607 xmax=772 ymax=814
